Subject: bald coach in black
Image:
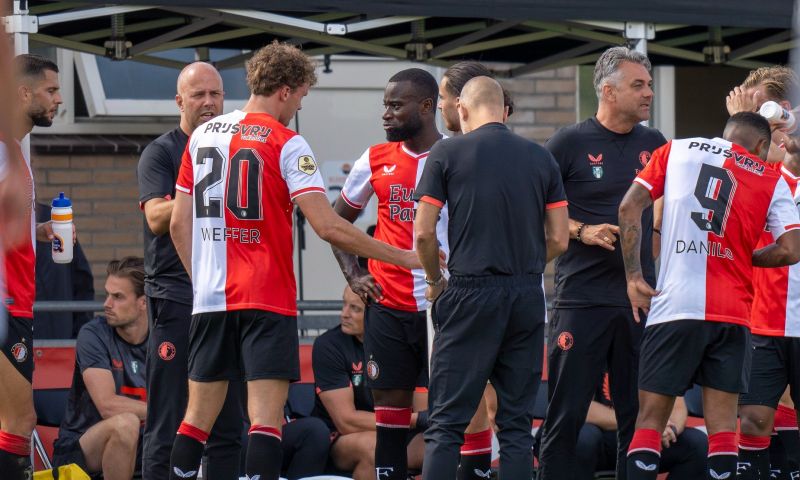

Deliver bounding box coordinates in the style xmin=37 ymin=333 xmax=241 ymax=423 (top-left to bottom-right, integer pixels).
xmin=415 ymin=76 xmax=569 ymax=479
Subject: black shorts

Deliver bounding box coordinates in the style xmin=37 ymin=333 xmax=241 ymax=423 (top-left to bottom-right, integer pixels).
xmin=639 ymin=320 xmax=751 ymax=396
xmin=1 ymin=314 xmax=33 ymax=383
xmin=739 ymin=334 xmax=800 ymax=408
xmin=188 ymin=309 xmax=299 ymax=382
xmin=52 ymin=435 xmax=98 ymax=479
xmin=363 ymin=304 xmax=427 ymax=390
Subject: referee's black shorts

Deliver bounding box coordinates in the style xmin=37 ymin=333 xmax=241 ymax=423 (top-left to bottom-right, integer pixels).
xmin=739 ymin=334 xmax=800 ymax=408
xmin=639 ymin=319 xmax=751 ymax=396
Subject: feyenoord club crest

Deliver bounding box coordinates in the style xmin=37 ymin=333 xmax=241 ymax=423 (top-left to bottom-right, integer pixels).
xmin=367 ymin=360 xmax=380 ymax=380
xmin=11 ymin=342 xmax=28 ymax=362
xmin=592 ymin=166 xmax=603 ymax=179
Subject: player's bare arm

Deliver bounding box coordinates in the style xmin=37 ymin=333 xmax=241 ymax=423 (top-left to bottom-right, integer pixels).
xmin=414 ymin=200 xmax=446 ymax=302
xmin=170 ymin=191 xmax=193 ymax=278
xmin=544 ymin=206 xmax=569 ymax=262
xmin=568 ymin=217 xmax=620 ymax=251
xmin=142 ymin=197 xmax=175 ymax=236
xmin=319 ymin=388 xmax=378 ymax=435
xmin=330 ymin=196 xmax=383 ymax=303
xmin=619 ymin=182 xmax=658 ymax=323
xmin=83 ymin=368 xmax=147 ymax=421
xmin=752 ymin=230 xmax=800 ymax=267
xmin=296 ymin=192 xmax=420 ymax=270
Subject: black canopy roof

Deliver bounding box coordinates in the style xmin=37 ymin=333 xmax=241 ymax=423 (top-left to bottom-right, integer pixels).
xmin=24 ymin=0 xmax=797 ymax=75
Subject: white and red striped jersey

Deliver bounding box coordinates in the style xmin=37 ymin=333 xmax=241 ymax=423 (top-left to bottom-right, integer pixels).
xmin=635 ymin=138 xmax=800 ymax=328
xmin=751 ymin=164 xmax=800 ymax=336
xmin=0 ymin=138 xmax=36 ymax=318
xmin=341 ymin=141 xmax=449 ymax=311
xmin=0 ymin=141 xmax=36 ymax=318
xmin=175 ymin=110 xmax=326 ymax=316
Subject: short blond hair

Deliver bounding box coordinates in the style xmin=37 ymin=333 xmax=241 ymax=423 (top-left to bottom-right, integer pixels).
xmin=246 ymin=41 xmax=317 ymax=96
xmin=741 ymin=66 xmax=798 ymax=102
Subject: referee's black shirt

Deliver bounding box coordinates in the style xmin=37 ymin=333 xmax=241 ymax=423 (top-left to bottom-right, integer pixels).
xmin=546 ymin=116 xmax=666 ymax=308
xmin=415 ymin=122 xmax=567 ymax=277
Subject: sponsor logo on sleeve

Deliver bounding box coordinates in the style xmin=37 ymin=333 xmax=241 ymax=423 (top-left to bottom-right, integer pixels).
xmin=298 ymin=155 xmax=318 ymax=175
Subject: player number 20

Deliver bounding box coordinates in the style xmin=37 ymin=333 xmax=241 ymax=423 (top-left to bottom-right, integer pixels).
xmin=194 ymin=147 xmax=263 ymax=220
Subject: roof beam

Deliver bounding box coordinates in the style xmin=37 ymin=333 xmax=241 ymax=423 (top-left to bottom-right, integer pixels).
xmin=65 ymin=17 xmax=187 ymax=43
xmin=343 ymin=16 xmax=426 ymax=34
xmin=435 ymin=30 xmax=561 ymax=58
xmin=729 ymin=30 xmax=792 ymax=60
xmin=302 ymin=21 xmax=486 ymax=57
xmin=430 ymin=20 xmax=520 ymax=57
xmin=129 ymin=17 xmax=221 ymax=56
xmin=507 ymin=42 xmax=603 ymax=77
xmin=30 ymin=2 xmax=84 ymax=15
xmin=38 ymin=6 xmax=151 ymax=26
xmin=31 ymin=33 xmax=187 ymax=69
xmin=150 ymin=27 xmax=263 ymax=51
xmin=658 ymin=27 xmax=754 ymax=47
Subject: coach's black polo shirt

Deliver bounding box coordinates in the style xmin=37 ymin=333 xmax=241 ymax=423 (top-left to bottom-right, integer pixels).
xmin=137 ymin=127 xmax=192 ymax=304
xmin=311 ymin=326 xmax=373 ymax=431
xmin=416 ymin=122 xmax=566 ymax=277
xmin=546 ymin=117 xmax=666 ymax=308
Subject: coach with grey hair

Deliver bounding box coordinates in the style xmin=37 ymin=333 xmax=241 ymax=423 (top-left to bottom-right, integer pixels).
xmin=537 ymin=46 xmax=667 ymax=480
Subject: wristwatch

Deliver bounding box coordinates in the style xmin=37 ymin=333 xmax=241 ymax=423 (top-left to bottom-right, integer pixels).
xmin=425 ymin=271 xmax=445 ymax=286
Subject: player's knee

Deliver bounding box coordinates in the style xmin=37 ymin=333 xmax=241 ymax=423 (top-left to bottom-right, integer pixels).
xmin=111 ymin=413 xmax=141 ymax=448
xmin=739 ymin=409 xmax=772 ymax=435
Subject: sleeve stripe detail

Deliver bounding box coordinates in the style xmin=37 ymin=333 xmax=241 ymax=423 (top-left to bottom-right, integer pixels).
xmin=290 ymin=186 xmax=326 ymax=200
xmin=633 ymin=177 xmax=654 ymax=191
xmin=419 ymin=195 xmax=444 ymax=208
xmin=785 ymin=224 xmax=800 ymax=230
xmin=175 ymin=184 xmax=191 ymax=194
xmin=341 ymin=192 xmax=364 ymax=210
xmin=546 ymin=200 xmax=568 ymax=210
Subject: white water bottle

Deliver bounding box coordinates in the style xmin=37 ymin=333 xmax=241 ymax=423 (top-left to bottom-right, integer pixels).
xmin=51 ymin=192 xmax=73 ymax=264
xmin=759 ymin=101 xmax=797 ymax=134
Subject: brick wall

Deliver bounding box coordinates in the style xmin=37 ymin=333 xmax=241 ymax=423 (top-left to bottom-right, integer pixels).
xmin=31 ymin=153 xmax=144 ymax=298
xmin=30 ymin=66 xmax=578 ymax=302
xmin=500 ymin=66 xmax=577 ymax=144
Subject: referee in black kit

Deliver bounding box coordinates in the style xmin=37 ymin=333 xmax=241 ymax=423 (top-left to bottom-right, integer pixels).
xmin=415 ymin=76 xmax=569 ymax=479
xmin=537 ymin=46 xmax=667 ymax=480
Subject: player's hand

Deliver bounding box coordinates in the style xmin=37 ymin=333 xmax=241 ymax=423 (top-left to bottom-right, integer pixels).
xmin=661 ymin=423 xmax=678 ymax=448
xmin=36 ymin=221 xmax=55 ymax=242
xmin=349 ymin=273 xmax=383 ymax=303
xmin=580 ymin=223 xmax=620 ymax=251
xmin=627 ymin=275 xmax=658 ymax=323
xmin=726 ymin=86 xmax=761 ymax=116
xmin=425 ymin=277 xmax=447 ymax=302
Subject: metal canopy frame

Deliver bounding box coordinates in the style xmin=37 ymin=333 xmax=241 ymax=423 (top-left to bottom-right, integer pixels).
xmin=7 ymin=1 xmax=790 ymax=77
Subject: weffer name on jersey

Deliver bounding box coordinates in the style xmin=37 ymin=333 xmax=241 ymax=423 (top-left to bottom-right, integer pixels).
xmin=202 ymin=121 xmax=273 ymax=143
xmin=674 ymin=239 xmax=733 ymax=260
xmin=388 ymin=184 xmax=415 ymax=222
xmin=688 ymin=141 xmax=765 ymax=176
xmin=200 ymin=227 xmax=261 ymax=243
